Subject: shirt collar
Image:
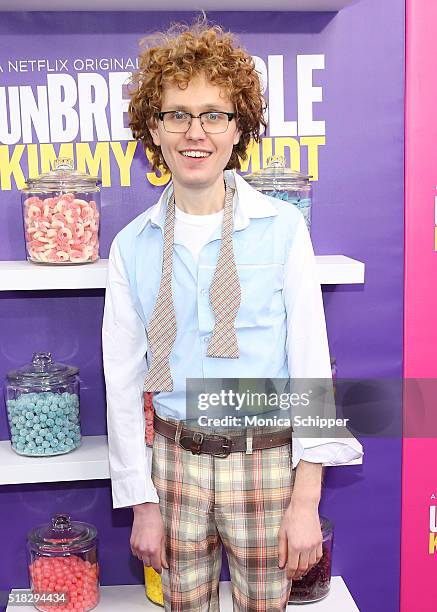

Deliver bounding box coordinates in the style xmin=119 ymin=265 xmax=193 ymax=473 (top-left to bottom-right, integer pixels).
xmin=135 ymin=169 xmax=278 ymax=236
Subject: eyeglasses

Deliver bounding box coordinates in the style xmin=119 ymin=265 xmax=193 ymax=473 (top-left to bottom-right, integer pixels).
xmin=158 ymin=110 xmax=235 ymax=134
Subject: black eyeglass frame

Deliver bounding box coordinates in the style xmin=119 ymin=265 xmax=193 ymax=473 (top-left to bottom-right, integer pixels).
xmin=157 ymin=110 xmax=236 ymax=133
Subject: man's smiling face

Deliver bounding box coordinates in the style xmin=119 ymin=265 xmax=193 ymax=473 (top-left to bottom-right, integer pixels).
xmin=150 ymin=73 xmax=240 ymax=192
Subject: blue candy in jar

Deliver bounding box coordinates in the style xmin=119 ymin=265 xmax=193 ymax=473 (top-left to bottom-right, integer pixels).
xmin=244 ymin=155 xmax=313 ymax=233
xmin=4 ymin=352 xmax=82 ymax=456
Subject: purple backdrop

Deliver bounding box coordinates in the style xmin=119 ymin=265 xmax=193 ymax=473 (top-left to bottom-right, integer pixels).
xmin=0 ymin=2 xmax=404 ymax=610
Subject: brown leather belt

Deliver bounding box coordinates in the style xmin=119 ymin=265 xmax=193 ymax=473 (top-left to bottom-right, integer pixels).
xmin=154 ymin=412 xmax=292 ymax=457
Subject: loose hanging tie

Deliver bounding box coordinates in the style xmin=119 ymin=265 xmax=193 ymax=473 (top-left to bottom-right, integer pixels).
xmin=143 ymin=182 xmax=241 ymax=393
xmin=143 ymin=191 xmax=177 ymax=393
xmin=206 ymin=183 xmax=241 ymax=359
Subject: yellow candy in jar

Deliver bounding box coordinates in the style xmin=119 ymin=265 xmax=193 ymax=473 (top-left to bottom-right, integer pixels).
xmin=144 ymin=565 xmax=164 ymax=607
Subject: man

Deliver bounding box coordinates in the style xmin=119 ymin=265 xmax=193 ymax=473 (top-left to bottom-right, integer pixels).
xmin=102 ymin=21 xmax=362 ymax=612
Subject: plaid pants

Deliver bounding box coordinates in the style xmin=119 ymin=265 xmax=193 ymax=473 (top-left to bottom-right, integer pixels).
xmin=151 ymin=421 xmax=295 ymax=612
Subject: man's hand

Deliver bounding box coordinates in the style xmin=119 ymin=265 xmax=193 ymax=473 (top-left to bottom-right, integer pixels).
xmin=278 ymin=459 xmax=323 ymax=581
xmin=131 ymin=502 xmax=169 ymax=574
xmin=277 ymin=499 xmax=323 ymax=580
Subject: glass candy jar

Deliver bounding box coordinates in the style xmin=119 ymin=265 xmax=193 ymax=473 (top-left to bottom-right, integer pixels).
xmin=27 ymin=513 xmax=100 ymax=612
xmin=288 ymin=516 xmax=334 ymax=604
xmin=244 ymin=155 xmax=313 ymax=232
xmin=5 ymin=352 xmax=81 ymax=456
xmin=21 ymin=157 xmax=101 ymax=264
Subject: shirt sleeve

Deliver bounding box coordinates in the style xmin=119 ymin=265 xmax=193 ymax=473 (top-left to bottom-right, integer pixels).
xmin=102 ymin=238 xmax=160 ymax=508
xmin=283 ymin=214 xmax=363 ymax=467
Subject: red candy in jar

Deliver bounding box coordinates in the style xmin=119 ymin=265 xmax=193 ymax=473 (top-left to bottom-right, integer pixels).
xmin=21 ymin=158 xmax=101 ymax=265
xmin=27 ymin=513 xmax=100 ymax=612
xmin=144 ymin=392 xmax=155 ymax=447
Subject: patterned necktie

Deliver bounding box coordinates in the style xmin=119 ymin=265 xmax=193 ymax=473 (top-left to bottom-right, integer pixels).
xmin=206 ymin=184 xmax=241 ymax=358
xmin=143 ymin=191 xmax=177 ymax=392
xmin=143 ymin=181 xmax=241 ymax=393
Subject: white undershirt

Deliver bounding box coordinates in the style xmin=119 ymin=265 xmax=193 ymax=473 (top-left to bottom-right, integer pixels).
xmin=174 ymin=205 xmax=224 ymax=262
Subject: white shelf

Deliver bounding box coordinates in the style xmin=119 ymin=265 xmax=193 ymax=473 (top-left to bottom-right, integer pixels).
xmin=7 ymin=578 xmax=359 ymax=611
xmin=0 ymin=436 xmax=109 ymax=485
xmin=0 ymin=256 xmax=364 ymax=290
xmin=0 ymin=1 xmax=357 ymax=12
xmin=0 ymin=259 xmax=109 ymax=291
xmin=0 ymin=434 xmax=363 ymax=487
xmin=316 ymin=255 xmax=364 ymax=284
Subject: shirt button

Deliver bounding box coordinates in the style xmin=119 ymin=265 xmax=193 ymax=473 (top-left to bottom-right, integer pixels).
xmin=200 ymin=288 xmax=208 ymax=296
xmin=203 ymin=335 xmax=210 ymax=343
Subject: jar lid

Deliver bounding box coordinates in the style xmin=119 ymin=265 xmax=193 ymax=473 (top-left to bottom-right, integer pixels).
xmin=23 ymin=158 xmax=101 ymax=191
xmin=6 ymin=352 xmax=79 ymax=387
xmin=244 ymin=155 xmax=311 ymax=190
xmin=28 ymin=513 xmax=97 ymax=554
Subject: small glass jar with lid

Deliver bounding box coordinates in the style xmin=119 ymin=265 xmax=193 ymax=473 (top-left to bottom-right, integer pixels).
xmin=21 ymin=157 xmax=101 ymax=264
xmin=4 ymin=352 xmax=81 ymax=456
xmin=244 ymin=155 xmax=313 ymax=232
xmin=27 ymin=513 xmax=100 ymax=612
xmin=288 ymin=516 xmax=334 ymax=604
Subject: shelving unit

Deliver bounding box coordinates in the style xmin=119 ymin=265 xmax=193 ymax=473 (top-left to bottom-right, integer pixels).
xmin=0 ymin=256 xmax=365 ymax=290
xmin=0 ymin=1 xmax=357 ymax=12
xmin=6 ymin=579 xmax=360 ymax=611
xmin=0 ymin=3 xmax=364 ymax=609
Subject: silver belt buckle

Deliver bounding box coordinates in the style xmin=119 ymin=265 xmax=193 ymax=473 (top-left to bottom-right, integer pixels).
xmin=213 ymin=435 xmax=232 ymax=457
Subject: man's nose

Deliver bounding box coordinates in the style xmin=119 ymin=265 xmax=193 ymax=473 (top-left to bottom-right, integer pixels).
xmin=185 ymin=116 xmax=206 ymax=139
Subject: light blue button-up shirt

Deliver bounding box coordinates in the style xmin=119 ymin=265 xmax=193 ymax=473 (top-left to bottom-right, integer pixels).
xmin=102 ymin=170 xmax=363 ymax=508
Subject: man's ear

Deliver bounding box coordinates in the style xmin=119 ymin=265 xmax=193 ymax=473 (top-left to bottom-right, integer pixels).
xmin=233 ymin=128 xmax=241 ymax=147
xmin=147 ymin=116 xmax=161 ymax=147
xmin=148 ymin=120 xmax=161 ymax=147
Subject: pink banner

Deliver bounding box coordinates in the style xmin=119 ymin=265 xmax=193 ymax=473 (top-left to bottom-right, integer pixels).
xmin=402 ymin=1 xmax=437 ymax=610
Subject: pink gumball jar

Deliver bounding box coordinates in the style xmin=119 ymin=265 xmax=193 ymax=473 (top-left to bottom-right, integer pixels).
xmin=27 ymin=513 xmax=100 ymax=612
xmin=21 ymin=157 xmax=101 ymax=265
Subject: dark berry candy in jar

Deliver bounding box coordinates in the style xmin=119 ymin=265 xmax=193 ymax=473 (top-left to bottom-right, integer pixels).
xmin=288 ymin=516 xmax=334 ymax=604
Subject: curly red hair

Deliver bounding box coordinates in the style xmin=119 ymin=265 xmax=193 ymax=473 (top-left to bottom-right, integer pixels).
xmin=128 ymin=19 xmax=266 ymax=172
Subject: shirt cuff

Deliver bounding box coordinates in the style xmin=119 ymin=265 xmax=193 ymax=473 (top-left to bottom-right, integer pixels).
xmin=292 ymin=437 xmax=364 ymax=468
xmin=110 ymin=445 xmax=160 ymax=508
